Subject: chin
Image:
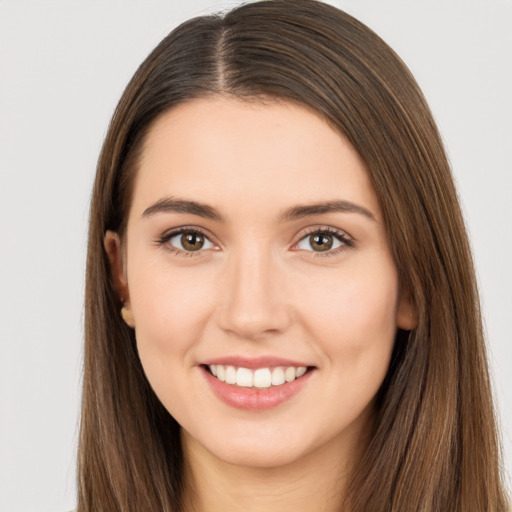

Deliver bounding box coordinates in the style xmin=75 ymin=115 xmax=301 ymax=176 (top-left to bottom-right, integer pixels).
xmin=215 ymin=443 xmax=306 ymax=469
xmin=183 ymin=417 xmax=358 ymax=473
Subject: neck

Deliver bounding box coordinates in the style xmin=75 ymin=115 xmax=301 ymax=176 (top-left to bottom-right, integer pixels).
xmin=180 ymin=422 xmax=370 ymax=512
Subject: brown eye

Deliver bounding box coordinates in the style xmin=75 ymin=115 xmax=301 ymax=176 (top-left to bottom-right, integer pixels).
xmin=181 ymin=232 xmax=205 ymax=251
xmin=296 ymin=229 xmax=348 ymax=254
xmin=309 ymin=234 xmax=334 ymax=252
xmin=166 ymin=230 xmax=215 ymax=253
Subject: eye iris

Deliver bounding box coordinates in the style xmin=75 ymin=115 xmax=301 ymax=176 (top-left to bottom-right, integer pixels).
xmin=310 ymin=233 xmax=333 ymax=251
xmin=181 ymin=232 xmax=204 ymax=251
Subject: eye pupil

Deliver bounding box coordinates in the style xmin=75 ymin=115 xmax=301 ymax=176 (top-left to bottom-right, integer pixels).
xmin=181 ymin=232 xmax=204 ymax=251
xmin=311 ymin=234 xmax=333 ymax=251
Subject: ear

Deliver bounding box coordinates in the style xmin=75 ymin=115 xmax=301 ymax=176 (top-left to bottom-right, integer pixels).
xmin=104 ymin=230 xmax=135 ymax=328
xmin=396 ymin=286 xmax=418 ymax=331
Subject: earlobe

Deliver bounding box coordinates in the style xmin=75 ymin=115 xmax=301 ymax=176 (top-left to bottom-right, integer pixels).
xmin=396 ymin=288 xmax=418 ymax=331
xmin=104 ymin=230 xmax=135 ymax=328
xmin=120 ymin=305 xmax=136 ymax=329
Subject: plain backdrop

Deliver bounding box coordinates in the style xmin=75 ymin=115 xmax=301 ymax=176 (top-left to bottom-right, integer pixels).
xmin=0 ymin=1 xmax=511 ymax=510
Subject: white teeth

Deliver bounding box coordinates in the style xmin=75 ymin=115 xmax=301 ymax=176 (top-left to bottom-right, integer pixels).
xmin=208 ymin=364 xmax=309 ymax=388
xmin=271 ymin=367 xmax=285 ymax=386
xmin=296 ymin=366 xmax=307 ymax=378
xmin=225 ymin=365 xmax=237 ymax=385
xmin=253 ymin=368 xmax=272 ymax=388
xmin=284 ymin=366 xmax=296 ymax=382
xmin=236 ymin=367 xmax=253 ymax=387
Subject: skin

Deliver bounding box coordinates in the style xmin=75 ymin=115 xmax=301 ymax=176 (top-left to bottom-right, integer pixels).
xmin=105 ymin=97 xmax=417 ymax=512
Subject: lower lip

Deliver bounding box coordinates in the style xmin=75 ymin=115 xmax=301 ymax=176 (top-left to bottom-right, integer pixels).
xmin=201 ymin=366 xmax=314 ymax=411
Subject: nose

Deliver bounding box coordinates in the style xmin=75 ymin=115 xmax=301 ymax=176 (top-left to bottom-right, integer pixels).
xmin=217 ymin=245 xmax=291 ymax=340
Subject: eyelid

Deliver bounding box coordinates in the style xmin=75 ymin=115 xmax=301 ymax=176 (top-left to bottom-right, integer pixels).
xmin=291 ymin=225 xmax=355 ymax=257
xmin=156 ymin=224 xmax=354 ymax=258
xmin=157 ymin=225 xmax=219 ymax=256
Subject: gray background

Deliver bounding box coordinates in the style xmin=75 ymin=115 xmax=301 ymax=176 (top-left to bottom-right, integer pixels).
xmin=0 ymin=1 xmax=510 ymax=510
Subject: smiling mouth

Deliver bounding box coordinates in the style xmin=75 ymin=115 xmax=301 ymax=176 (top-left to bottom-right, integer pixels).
xmin=205 ymin=364 xmax=311 ymax=389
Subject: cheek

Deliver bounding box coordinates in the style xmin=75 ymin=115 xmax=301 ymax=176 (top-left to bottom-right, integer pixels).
xmin=296 ymin=255 xmax=399 ymax=365
xmin=295 ymin=258 xmax=399 ymax=427
xmin=126 ymin=257 xmax=219 ymax=415
xmin=127 ymin=253 xmax=216 ymax=358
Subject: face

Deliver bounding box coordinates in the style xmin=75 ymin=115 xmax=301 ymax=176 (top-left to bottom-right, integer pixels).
xmin=106 ymin=97 xmax=415 ymax=471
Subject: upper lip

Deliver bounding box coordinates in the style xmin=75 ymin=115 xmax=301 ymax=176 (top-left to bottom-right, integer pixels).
xmin=202 ymin=356 xmax=313 ymax=369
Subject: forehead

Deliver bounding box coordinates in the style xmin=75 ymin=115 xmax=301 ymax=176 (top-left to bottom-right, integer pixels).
xmin=130 ymin=97 xmax=381 ymax=223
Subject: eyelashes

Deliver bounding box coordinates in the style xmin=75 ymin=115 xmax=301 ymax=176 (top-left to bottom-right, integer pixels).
xmin=163 ymin=228 xmax=215 ymax=255
xmin=294 ymin=226 xmax=354 ymax=256
xmin=156 ymin=225 xmax=354 ymax=258
xmin=156 ymin=226 xmax=215 ymax=257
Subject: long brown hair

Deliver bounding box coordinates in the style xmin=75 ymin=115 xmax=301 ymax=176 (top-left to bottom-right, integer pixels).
xmin=78 ymin=1 xmax=508 ymax=510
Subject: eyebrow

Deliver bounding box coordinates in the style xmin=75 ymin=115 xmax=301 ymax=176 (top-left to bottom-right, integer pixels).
xmin=279 ymin=200 xmax=375 ymax=222
xmin=142 ymin=197 xmax=375 ymax=222
xmin=142 ymin=197 xmax=225 ymax=221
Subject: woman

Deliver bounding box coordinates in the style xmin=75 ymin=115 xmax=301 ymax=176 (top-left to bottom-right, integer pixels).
xmin=78 ymin=0 xmax=509 ymax=510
